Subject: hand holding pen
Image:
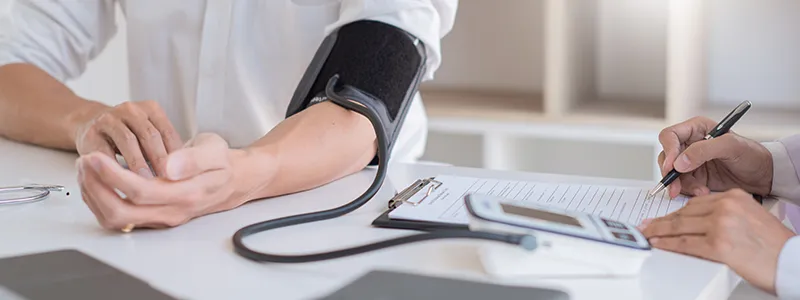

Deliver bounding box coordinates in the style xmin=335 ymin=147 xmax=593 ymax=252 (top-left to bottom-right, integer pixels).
xmin=649 ymin=101 xmax=773 ymax=199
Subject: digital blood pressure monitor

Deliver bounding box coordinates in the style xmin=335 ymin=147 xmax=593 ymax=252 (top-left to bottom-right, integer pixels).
xmin=465 ymin=193 xmax=652 ymax=277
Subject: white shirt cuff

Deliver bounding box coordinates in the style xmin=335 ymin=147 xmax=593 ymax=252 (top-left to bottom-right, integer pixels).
xmin=776 ymin=236 xmax=800 ymax=300
xmin=764 ymin=142 xmax=800 ymax=204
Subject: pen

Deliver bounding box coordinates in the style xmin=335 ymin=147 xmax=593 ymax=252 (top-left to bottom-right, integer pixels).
xmin=647 ymin=100 xmax=752 ymax=198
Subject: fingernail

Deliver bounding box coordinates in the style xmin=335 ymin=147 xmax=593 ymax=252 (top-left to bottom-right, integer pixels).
xmin=662 ymin=160 xmax=668 ymax=172
xmin=137 ymin=168 xmax=154 ymax=179
xmin=637 ymin=219 xmax=653 ymax=231
xmin=693 ymin=188 xmax=703 ymax=196
xmin=650 ymin=237 xmax=660 ymax=244
xmin=166 ymin=155 xmax=184 ymax=180
xmin=89 ymin=156 xmax=101 ymax=172
xmin=674 ymin=154 xmax=690 ymax=171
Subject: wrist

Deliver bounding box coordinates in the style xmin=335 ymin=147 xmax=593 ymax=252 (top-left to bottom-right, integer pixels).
xmin=224 ymin=145 xmax=280 ymax=207
xmin=762 ymin=141 xmax=800 ymax=199
xmin=64 ymin=99 xmax=109 ymax=143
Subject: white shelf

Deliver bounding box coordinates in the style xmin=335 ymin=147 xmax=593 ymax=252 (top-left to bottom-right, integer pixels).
xmin=422 ymin=91 xmax=665 ymax=135
xmin=419 ymin=0 xmax=800 ymax=181
xmin=421 ymin=90 xmax=544 ymax=121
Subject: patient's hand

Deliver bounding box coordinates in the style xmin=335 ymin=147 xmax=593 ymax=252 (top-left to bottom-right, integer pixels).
xmin=73 ymin=100 xmax=183 ymax=178
xmin=76 ymin=133 xmax=250 ymax=230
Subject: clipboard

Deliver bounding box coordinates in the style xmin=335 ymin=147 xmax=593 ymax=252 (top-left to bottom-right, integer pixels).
xmin=370 ymin=177 xmax=469 ymax=231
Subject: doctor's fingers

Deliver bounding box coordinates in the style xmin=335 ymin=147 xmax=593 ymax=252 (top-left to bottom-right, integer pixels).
xmin=673 ymin=135 xmax=743 ymax=173
xmin=658 ymin=117 xmax=719 ymax=173
xmin=680 ymin=170 xmax=712 ymax=197
xmin=649 ymin=236 xmax=718 ymax=262
xmin=642 ymin=216 xmax=711 ymax=238
xmin=80 ymin=160 xmax=189 ymax=229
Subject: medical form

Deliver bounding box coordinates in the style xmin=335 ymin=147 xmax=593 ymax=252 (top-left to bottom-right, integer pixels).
xmin=388 ymin=175 xmax=689 ymax=225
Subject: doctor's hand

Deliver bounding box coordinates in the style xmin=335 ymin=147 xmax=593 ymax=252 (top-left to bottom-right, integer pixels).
xmin=658 ymin=116 xmax=773 ymax=198
xmin=640 ymin=189 xmax=795 ymax=294
xmin=77 ymin=133 xmax=251 ymax=230
xmin=72 ymin=100 xmax=184 ymax=179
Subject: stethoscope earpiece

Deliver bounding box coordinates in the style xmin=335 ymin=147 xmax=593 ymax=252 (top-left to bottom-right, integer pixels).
xmin=0 ymin=184 xmax=66 ymax=206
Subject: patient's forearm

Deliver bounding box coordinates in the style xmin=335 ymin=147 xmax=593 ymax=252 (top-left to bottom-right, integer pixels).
xmin=230 ymin=101 xmax=377 ymax=202
xmin=0 ymin=63 xmax=107 ymax=150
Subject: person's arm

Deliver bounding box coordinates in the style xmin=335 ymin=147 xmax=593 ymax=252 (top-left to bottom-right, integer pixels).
xmin=764 ymin=135 xmax=800 ymax=205
xmin=0 ymin=63 xmax=107 ymax=150
xmin=230 ymin=0 xmax=459 ymax=201
xmin=0 ymin=0 xmax=116 ymax=149
xmin=74 ymin=0 xmax=458 ymax=230
xmin=0 ymin=1 xmax=183 ymax=177
xmin=761 ymin=137 xmax=800 ymax=299
xmin=229 ymin=101 xmax=378 ymax=202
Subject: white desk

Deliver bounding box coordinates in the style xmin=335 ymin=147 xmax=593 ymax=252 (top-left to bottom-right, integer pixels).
xmin=0 ymin=138 xmax=761 ymax=300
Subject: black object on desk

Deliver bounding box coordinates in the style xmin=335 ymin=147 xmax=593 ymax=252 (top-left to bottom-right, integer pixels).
xmin=0 ymin=249 xmax=178 ymax=300
xmin=648 ymin=100 xmax=752 ymax=198
xmin=371 ymin=210 xmax=467 ymax=231
xmin=317 ymin=270 xmax=570 ymax=300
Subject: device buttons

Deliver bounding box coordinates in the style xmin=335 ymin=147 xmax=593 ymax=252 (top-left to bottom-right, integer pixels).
xmin=612 ymin=231 xmax=637 ymax=242
xmin=602 ymin=219 xmax=628 ymax=230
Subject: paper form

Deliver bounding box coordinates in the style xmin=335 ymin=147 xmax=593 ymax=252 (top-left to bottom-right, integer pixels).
xmin=388 ymin=175 xmax=689 ymax=225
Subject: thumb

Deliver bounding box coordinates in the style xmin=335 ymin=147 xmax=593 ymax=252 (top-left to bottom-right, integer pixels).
xmin=673 ymin=134 xmax=739 ymax=173
xmin=166 ymin=133 xmax=229 ymax=181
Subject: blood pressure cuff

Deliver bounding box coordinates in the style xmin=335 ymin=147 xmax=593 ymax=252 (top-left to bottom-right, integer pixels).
xmin=286 ymin=20 xmax=427 ymax=165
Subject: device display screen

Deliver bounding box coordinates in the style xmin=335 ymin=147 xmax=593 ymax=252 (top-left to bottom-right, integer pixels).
xmin=500 ymin=203 xmax=582 ymax=228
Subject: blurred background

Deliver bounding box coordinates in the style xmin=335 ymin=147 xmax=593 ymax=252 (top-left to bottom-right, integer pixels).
xmin=2 ymin=0 xmax=797 ymax=184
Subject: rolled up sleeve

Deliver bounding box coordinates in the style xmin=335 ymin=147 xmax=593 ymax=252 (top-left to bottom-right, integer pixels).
xmin=776 ymin=236 xmax=800 ymax=300
xmin=327 ymin=0 xmax=458 ymax=81
xmin=0 ymin=0 xmax=117 ymax=82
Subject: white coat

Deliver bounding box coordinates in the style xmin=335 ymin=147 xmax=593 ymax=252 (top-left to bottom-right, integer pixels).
xmin=0 ymin=0 xmax=457 ymax=162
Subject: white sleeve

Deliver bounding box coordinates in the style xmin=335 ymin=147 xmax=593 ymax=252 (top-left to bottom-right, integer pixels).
xmin=776 ymin=236 xmax=800 ymax=300
xmin=764 ymin=142 xmax=800 ymax=206
xmin=0 ymin=0 xmax=118 ymax=82
xmin=326 ymin=0 xmax=458 ymax=81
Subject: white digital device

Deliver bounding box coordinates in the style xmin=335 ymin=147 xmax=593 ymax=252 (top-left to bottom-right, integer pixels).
xmin=464 ymin=193 xmax=652 ymax=278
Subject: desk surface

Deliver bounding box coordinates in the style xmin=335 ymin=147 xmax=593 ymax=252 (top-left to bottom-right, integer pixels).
xmin=0 ymin=138 xmax=747 ymax=300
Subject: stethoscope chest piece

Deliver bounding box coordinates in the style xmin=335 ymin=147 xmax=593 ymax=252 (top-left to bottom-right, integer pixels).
xmin=0 ymin=184 xmax=67 ymax=206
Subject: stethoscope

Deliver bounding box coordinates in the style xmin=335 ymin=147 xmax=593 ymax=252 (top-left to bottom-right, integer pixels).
xmin=0 ymin=184 xmax=67 ymax=206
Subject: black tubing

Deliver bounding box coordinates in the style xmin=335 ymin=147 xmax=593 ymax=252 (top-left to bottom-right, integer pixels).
xmin=232 ymin=75 xmax=533 ymax=263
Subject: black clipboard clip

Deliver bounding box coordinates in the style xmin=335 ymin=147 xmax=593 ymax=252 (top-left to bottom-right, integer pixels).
xmin=387 ymin=177 xmax=443 ymax=210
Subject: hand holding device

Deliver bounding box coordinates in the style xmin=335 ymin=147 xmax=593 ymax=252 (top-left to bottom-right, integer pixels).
xmin=73 ymin=100 xmax=184 ymax=178
xmin=640 ymin=188 xmax=795 ymax=295
xmin=651 ymin=102 xmax=772 ymax=198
